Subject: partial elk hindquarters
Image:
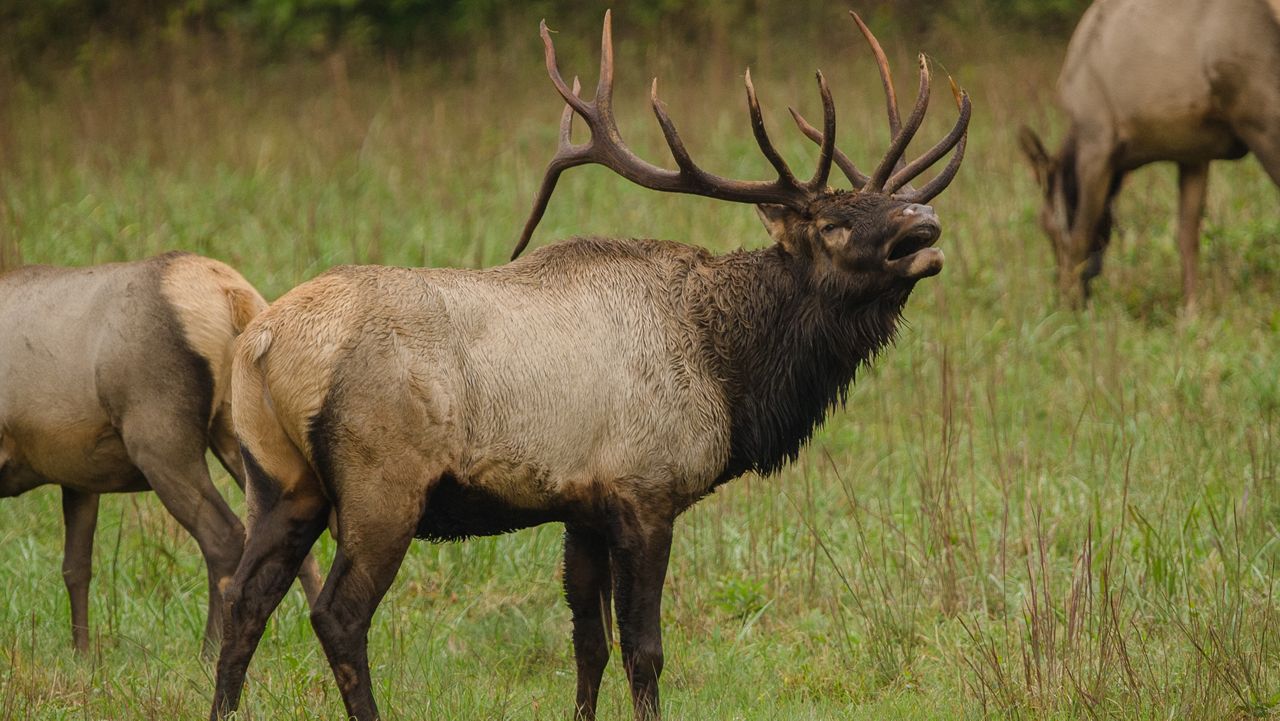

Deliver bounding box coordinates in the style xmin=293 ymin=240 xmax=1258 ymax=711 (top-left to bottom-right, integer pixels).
xmin=0 ymin=252 xmax=323 ymax=657
xmin=1019 ymin=0 xmax=1280 ymax=309
xmin=209 ymin=10 xmax=969 ymax=721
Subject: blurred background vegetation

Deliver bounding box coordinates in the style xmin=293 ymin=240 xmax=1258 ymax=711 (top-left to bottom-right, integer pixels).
xmin=1 ymin=0 xmax=1090 ymax=71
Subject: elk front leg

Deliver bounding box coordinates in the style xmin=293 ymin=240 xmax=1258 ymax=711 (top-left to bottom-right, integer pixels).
xmin=564 ymin=525 xmax=613 ymax=720
xmin=1176 ymin=161 xmax=1209 ymax=312
xmin=610 ymin=517 xmax=673 ymax=721
xmin=1063 ymin=142 xmax=1117 ymax=307
xmin=61 ymin=488 xmax=100 ymax=654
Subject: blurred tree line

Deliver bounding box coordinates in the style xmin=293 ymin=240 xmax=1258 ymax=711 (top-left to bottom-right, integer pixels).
xmin=0 ymin=0 xmax=1090 ymax=69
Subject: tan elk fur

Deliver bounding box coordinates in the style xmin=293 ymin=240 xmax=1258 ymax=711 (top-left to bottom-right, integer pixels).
xmin=233 ymin=243 xmax=736 ymax=525
xmin=0 ymin=251 xmax=319 ymax=654
xmin=1021 ymin=0 xmax=1280 ymax=307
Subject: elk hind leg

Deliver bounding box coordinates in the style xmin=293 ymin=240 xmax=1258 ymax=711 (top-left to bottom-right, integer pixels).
xmin=310 ymin=461 xmax=433 ymax=721
xmin=121 ymin=416 xmax=245 ymax=657
xmin=209 ymin=410 xmax=324 ymax=605
xmin=61 ymin=488 xmax=100 ymax=654
xmin=564 ymin=525 xmax=613 ymax=721
xmin=210 ymin=449 xmax=329 ymax=721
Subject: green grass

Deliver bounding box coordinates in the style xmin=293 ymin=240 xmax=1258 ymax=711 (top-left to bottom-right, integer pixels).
xmin=2 ymin=18 xmax=1280 ymax=720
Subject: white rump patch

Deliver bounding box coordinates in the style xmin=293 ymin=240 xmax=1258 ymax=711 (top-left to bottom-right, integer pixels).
xmin=160 ymin=255 xmax=266 ymax=420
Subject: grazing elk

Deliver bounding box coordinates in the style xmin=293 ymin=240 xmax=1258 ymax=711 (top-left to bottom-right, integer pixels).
xmin=0 ymin=252 xmax=321 ymax=655
xmin=210 ymin=11 xmax=968 ymax=721
xmin=1020 ymin=0 xmax=1280 ymax=308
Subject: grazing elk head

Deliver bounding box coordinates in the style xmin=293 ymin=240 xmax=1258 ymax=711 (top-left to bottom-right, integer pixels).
xmin=1018 ymin=127 xmax=1114 ymax=304
xmin=513 ymin=10 xmax=971 ymax=306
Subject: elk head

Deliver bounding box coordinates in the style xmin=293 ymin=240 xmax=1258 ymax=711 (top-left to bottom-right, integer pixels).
xmin=1018 ymin=127 xmax=1112 ymax=305
xmin=513 ymin=10 xmax=971 ymax=302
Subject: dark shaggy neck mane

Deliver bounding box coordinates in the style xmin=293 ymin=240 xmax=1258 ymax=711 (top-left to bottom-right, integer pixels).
xmin=690 ymin=246 xmax=912 ymax=482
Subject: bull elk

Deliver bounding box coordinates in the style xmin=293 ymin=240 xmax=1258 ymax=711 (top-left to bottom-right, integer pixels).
xmin=210 ymin=11 xmax=969 ymax=721
xmin=0 ymin=252 xmax=321 ymax=655
xmin=1020 ymin=0 xmax=1280 ymax=308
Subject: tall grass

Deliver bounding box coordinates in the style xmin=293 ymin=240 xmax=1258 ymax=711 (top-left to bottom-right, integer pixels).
xmin=1 ymin=13 xmax=1278 ymax=720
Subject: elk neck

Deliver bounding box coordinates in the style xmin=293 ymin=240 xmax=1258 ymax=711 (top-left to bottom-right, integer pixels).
xmin=688 ymin=244 xmax=912 ymax=483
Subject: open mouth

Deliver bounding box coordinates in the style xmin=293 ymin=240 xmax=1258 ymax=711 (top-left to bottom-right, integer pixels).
xmin=887 ymin=225 xmax=940 ymax=260
xmin=884 ymin=214 xmax=944 ymax=279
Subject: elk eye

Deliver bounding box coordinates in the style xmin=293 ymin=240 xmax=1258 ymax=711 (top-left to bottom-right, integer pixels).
xmin=820 ymin=223 xmax=838 ymax=234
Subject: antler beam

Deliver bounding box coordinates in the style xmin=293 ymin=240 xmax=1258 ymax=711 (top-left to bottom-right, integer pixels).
xmin=513 ymin=10 xmax=836 ymax=259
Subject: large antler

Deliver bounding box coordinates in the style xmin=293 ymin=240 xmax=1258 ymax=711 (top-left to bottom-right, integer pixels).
xmin=791 ymin=11 xmax=971 ymax=203
xmin=512 ymin=10 xmax=836 ymax=260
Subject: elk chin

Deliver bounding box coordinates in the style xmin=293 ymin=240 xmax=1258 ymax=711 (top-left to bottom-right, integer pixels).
xmin=887 ymin=247 xmax=944 ymax=279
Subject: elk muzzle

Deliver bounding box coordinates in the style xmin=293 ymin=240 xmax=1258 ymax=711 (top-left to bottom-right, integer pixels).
xmin=885 ymin=203 xmax=943 ymax=279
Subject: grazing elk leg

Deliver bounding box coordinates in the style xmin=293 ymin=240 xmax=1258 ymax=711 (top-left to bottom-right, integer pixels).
xmin=564 ymin=525 xmax=613 ymax=721
xmin=1176 ymin=161 xmax=1209 ymax=312
xmin=310 ymin=478 xmax=424 ymax=721
xmin=1064 ymin=142 xmax=1116 ymax=307
xmin=61 ymin=488 xmax=100 ymax=654
xmin=1230 ymin=85 xmax=1280 ymax=188
xmin=121 ymin=419 xmax=246 ymax=658
xmin=210 ymin=458 xmax=329 ymax=721
xmin=610 ymin=517 xmax=674 ymax=721
xmin=209 ymin=412 xmax=324 ymax=605
xmin=1241 ymin=132 xmax=1280 ymax=187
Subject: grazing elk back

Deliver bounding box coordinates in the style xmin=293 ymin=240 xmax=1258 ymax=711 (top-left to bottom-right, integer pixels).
xmin=211 ymin=12 xmax=969 ymax=721
xmin=0 ymin=252 xmax=320 ymax=655
xmin=1020 ymin=0 xmax=1280 ymax=307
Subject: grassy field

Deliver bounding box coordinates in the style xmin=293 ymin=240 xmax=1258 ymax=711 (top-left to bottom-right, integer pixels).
xmin=2 ymin=13 xmax=1279 ymax=720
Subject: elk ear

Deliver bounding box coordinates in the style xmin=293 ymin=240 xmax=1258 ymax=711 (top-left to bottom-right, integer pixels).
xmin=755 ymin=204 xmax=794 ymax=244
xmin=1018 ymin=126 xmax=1053 ymax=186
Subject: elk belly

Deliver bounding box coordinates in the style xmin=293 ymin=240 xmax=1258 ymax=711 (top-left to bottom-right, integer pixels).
xmin=414 ymin=470 xmax=564 ymax=542
xmin=0 ymin=419 xmax=142 ymax=495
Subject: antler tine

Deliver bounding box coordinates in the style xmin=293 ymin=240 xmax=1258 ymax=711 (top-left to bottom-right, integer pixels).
xmin=511 ymin=159 xmax=569 ymax=261
xmin=897 ymin=133 xmax=966 ymax=203
xmin=803 ymin=71 xmax=837 ymax=192
xmin=649 ymin=75 xmax=816 ymax=204
xmin=789 ymin=106 xmax=870 ymax=189
xmin=865 ymin=55 xmax=930 ymax=192
xmin=595 ymin=9 xmax=615 ymax=119
xmin=650 ymin=78 xmax=704 ymax=179
xmin=513 ymin=78 xmax=589 ymax=261
xmin=539 ymin=20 xmax=592 ymax=119
xmin=559 ymin=76 xmax=582 ymax=144
xmin=744 ymin=69 xmax=801 ymax=188
xmin=850 ymin=11 xmax=901 ymax=139
xmin=895 ymin=115 xmax=968 ymax=203
xmin=886 ymin=80 xmax=971 ymax=195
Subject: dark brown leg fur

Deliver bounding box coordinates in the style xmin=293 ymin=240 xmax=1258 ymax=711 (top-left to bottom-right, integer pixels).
xmin=609 ymin=514 xmax=673 ymax=721
xmin=210 ymin=455 xmax=329 ymax=721
xmin=307 ymin=455 xmax=432 ymax=721
xmin=564 ymin=525 xmax=613 ymax=720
